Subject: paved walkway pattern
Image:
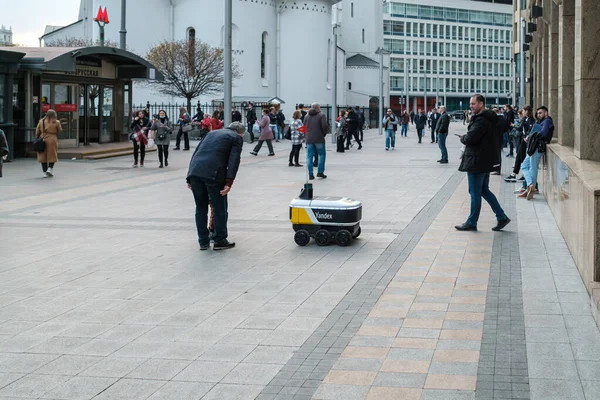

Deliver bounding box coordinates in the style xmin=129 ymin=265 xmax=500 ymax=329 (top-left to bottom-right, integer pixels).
xmin=0 ymin=123 xmax=598 ymax=400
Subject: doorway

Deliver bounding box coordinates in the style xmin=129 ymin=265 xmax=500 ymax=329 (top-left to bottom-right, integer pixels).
xmin=42 ymin=83 xmax=79 ymax=148
xmin=78 ymin=84 xmax=115 ymax=145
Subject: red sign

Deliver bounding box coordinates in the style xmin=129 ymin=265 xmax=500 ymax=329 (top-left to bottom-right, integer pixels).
xmin=54 ymin=104 xmax=78 ymax=113
xmin=41 ymin=104 xmax=50 ymax=113
xmin=94 ymin=7 xmax=109 ymax=24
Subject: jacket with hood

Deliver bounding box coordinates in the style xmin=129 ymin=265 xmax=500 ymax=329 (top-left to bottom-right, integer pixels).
xmin=459 ymin=109 xmax=499 ymax=174
xmin=304 ymin=108 xmax=330 ymax=144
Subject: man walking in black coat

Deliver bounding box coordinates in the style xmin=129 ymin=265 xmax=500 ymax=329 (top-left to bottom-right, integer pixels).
xmin=436 ymin=106 xmax=450 ymax=163
xmin=429 ymin=108 xmax=440 ymax=143
xmin=414 ymin=109 xmax=427 ymax=144
xmin=186 ymin=122 xmax=245 ymax=250
xmin=455 ymin=94 xmax=510 ymax=232
xmin=246 ymin=103 xmax=257 ymax=143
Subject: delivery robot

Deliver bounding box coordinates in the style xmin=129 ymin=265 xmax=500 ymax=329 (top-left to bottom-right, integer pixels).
xmin=289 ymin=183 xmax=362 ymax=247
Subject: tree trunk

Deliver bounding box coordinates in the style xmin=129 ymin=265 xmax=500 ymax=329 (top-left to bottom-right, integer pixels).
xmin=187 ymin=97 xmax=192 ymax=114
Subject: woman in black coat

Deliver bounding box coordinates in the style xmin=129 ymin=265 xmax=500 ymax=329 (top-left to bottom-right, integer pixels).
xmin=345 ymin=108 xmax=362 ymax=150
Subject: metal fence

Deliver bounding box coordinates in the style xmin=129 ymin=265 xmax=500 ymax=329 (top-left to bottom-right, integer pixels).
xmin=133 ymin=101 xmax=385 ymax=129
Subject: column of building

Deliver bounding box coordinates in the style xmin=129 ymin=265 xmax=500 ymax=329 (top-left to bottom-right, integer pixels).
xmin=548 ymin=2 xmax=559 ymax=130
xmin=574 ymin=0 xmax=600 ymax=161
xmin=558 ymin=0 xmax=575 ymax=147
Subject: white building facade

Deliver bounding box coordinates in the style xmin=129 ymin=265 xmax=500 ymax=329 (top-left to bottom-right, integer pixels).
xmin=0 ymin=26 xmax=13 ymax=46
xmin=41 ymin=0 xmax=387 ymax=118
xmin=384 ymin=0 xmax=513 ymax=112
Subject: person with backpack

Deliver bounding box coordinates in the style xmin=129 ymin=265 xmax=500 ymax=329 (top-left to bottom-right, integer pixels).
xmin=382 ymin=109 xmax=398 ymax=151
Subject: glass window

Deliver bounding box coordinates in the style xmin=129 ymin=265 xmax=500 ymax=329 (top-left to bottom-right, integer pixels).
xmin=433 ymin=24 xmax=438 ymax=38
xmin=393 ymin=21 xmax=404 ymax=35
xmin=426 ymin=42 xmax=432 ymax=56
xmin=458 ymin=26 xmax=463 ymax=41
xmin=452 ymin=43 xmax=457 ymax=57
xmin=406 ymin=4 xmax=418 ymax=17
xmin=420 ymin=5 xmax=432 ymax=19
xmin=433 ymin=42 xmax=438 ymax=56
xmin=261 ymin=32 xmax=267 ymax=79
xmin=420 ymin=23 xmax=425 ymax=37
xmin=446 ymin=25 xmax=451 ymax=39
xmin=445 ymin=9 xmax=457 ymax=21
xmin=452 ymin=26 xmax=457 ymax=40
xmin=433 ymin=8 xmax=444 ymax=20
xmin=420 ymin=41 xmax=425 ymax=55
xmin=406 ymin=22 xmax=412 ymax=36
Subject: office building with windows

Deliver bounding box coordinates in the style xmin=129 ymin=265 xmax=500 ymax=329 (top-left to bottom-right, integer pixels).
xmin=0 ymin=26 xmax=13 ymax=46
xmin=384 ymin=0 xmax=513 ymax=112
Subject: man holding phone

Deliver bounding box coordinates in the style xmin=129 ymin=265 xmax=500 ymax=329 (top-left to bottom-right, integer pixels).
xmin=455 ymin=94 xmax=510 ymax=232
xmin=436 ymin=106 xmax=450 ymax=163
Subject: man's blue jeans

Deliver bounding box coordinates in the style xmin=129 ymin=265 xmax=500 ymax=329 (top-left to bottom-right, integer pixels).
xmin=189 ymin=177 xmax=228 ymax=245
xmin=438 ymin=133 xmax=448 ymax=161
xmin=307 ymin=143 xmax=326 ymax=175
xmin=270 ymin=124 xmax=279 ymax=140
xmin=401 ymin=124 xmax=408 ymax=137
xmin=385 ymin=129 xmax=396 ymax=149
xmin=466 ymin=172 xmax=508 ymax=226
xmin=521 ymin=149 xmax=543 ymax=188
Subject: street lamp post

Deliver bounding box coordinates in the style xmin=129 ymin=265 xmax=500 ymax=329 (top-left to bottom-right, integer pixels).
xmin=120 ymin=0 xmax=127 ymax=50
xmin=224 ymin=0 xmax=233 ymax=126
xmin=331 ymin=24 xmax=338 ymax=145
xmin=376 ymin=47 xmax=391 ymax=136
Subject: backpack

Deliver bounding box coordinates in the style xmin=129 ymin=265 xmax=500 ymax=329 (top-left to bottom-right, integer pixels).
xmin=285 ymin=126 xmax=292 ymax=140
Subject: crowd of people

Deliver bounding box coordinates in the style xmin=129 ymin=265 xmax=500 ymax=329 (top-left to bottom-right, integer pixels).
xmin=23 ymin=94 xmax=554 ymax=250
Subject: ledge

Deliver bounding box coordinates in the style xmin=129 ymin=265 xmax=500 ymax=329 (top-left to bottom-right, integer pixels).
xmin=548 ymin=144 xmax=600 ymax=195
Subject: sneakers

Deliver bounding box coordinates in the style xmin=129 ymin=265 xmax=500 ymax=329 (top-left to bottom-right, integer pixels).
xmin=317 ymin=173 xmax=327 ymax=179
xmin=526 ymin=184 xmax=535 ymax=200
xmin=289 ymin=162 xmax=294 ymax=167
xmin=213 ymin=240 xmax=236 ymax=251
xmin=294 ymin=163 xmax=303 ymax=167
xmin=159 ymin=163 xmax=164 ymax=168
xmin=250 ymin=151 xmax=258 ymax=156
xmin=385 ymin=147 xmax=389 ymax=151
xmin=392 ymin=147 xmax=395 ymax=150
xmin=492 ymin=218 xmax=511 ymax=231
xmin=309 ymin=174 xmax=315 ymax=180
xmin=455 ymin=223 xmax=477 ymax=231
xmin=439 ymin=160 xmax=448 ymax=164
xmin=518 ymin=176 xmax=525 ymax=181
xmin=504 ymin=175 xmax=517 ymax=183
xmin=199 ymin=243 xmax=209 ymax=251
xmin=46 ymin=168 xmax=54 ymax=177
xmin=132 ymin=163 xmax=138 ymax=168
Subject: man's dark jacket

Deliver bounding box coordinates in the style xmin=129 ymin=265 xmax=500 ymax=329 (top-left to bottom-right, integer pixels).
xmin=246 ymin=108 xmax=257 ymax=124
xmin=186 ymin=128 xmax=243 ymax=187
xmin=232 ymin=110 xmax=242 ymax=122
xmin=459 ymin=110 xmax=499 ymax=174
xmin=415 ymin=113 xmax=427 ymax=130
xmin=436 ymin=112 xmax=450 ymax=134
xmin=430 ymin=113 xmax=440 ymax=130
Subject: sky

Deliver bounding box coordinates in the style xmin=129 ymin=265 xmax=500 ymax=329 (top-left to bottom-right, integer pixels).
xmin=4 ymin=0 xmax=80 ymax=46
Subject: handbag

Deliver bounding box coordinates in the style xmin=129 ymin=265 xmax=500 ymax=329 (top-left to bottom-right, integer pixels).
xmin=252 ymin=123 xmax=261 ymax=135
xmin=157 ymin=133 xmax=166 ymax=141
xmin=33 ymin=119 xmax=46 ymax=152
xmin=182 ymin=123 xmax=192 ymax=133
xmin=148 ymin=130 xmax=157 ymax=140
xmin=284 ymin=126 xmax=292 ymax=141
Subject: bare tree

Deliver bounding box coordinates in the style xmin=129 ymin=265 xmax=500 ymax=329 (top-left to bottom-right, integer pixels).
xmin=144 ymin=39 xmax=241 ymax=112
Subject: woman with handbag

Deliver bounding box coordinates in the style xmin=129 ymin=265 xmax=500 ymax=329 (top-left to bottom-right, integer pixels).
xmin=174 ymin=107 xmax=191 ymax=151
xmin=35 ymin=109 xmax=62 ymax=177
xmin=250 ymin=109 xmax=275 ymax=156
xmin=131 ymin=110 xmax=149 ymax=167
xmin=151 ymin=110 xmax=173 ymax=168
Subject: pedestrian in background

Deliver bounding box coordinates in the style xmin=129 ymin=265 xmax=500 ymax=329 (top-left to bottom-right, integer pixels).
xmin=355 ymin=106 xmax=365 ymax=141
xmin=289 ymin=110 xmax=304 ymax=167
xmin=246 ymin=103 xmax=257 ymax=143
xmin=131 ymin=110 xmax=149 ymax=167
xmin=400 ymin=110 xmax=410 ymax=137
xmin=0 ymin=128 xmax=8 ymax=178
xmin=430 ymin=108 xmax=440 ymax=143
xmin=336 ymin=110 xmax=347 ymax=153
xmin=436 ymin=106 xmax=450 ymax=164
xmin=277 ymin=108 xmax=286 ymax=142
xmin=415 ymin=108 xmax=427 ymax=144
xmin=151 ymin=110 xmax=173 ymax=168
xmin=382 ymin=109 xmax=398 ymax=150
xmin=250 ymin=109 xmax=275 ymax=156
xmin=35 ymin=109 xmax=62 ymax=177
xmin=211 ymin=111 xmax=224 ymax=131
xmin=174 ymin=107 xmax=191 ymax=151
xmin=345 ymin=107 xmax=362 ymax=150
xmin=232 ymin=106 xmax=242 ymax=123
xmin=304 ymin=103 xmax=330 ymax=180
xmin=455 ymin=94 xmax=510 ymax=232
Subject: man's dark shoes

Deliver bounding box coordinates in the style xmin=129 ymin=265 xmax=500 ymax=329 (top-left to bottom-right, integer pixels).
xmin=504 ymin=175 xmax=517 ymax=183
xmin=313 ymin=162 xmax=318 ymax=167
xmin=492 ymin=218 xmax=511 ymax=231
xmin=317 ymin=173 xmax=327 ymax=179
xmin=213 ymin=240 xmax=236 ymax=251
xmin=200 ymin=243 xmax=210 ymax=251
xmin=173 ymin=147 xmax=180 ymax=150
xmin=309 ymin=174 xmax=315 ymax=180
xmin=455 ymin=223 xmax=477 ymax=231
xmin=268 ymin=153 xmax=275 ymax=156
xmin=439 ymin=160 xmax=448 ymax=164
xmin=289 ymin=162 xmax=294 ymax=167
xmin=295 ymin=163 xmax=303 ymax=167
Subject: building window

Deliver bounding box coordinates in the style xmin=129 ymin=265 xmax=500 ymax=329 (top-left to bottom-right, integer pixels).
xmin=261 ymin=32 xmax=267 ymax=79
xmin=351 ymin=2 xmax=354 ymax=17
xmin=348 ymin=82 xmax=352 ymax=90
xmin=362 ymin=29 xmax=365 ymax=43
